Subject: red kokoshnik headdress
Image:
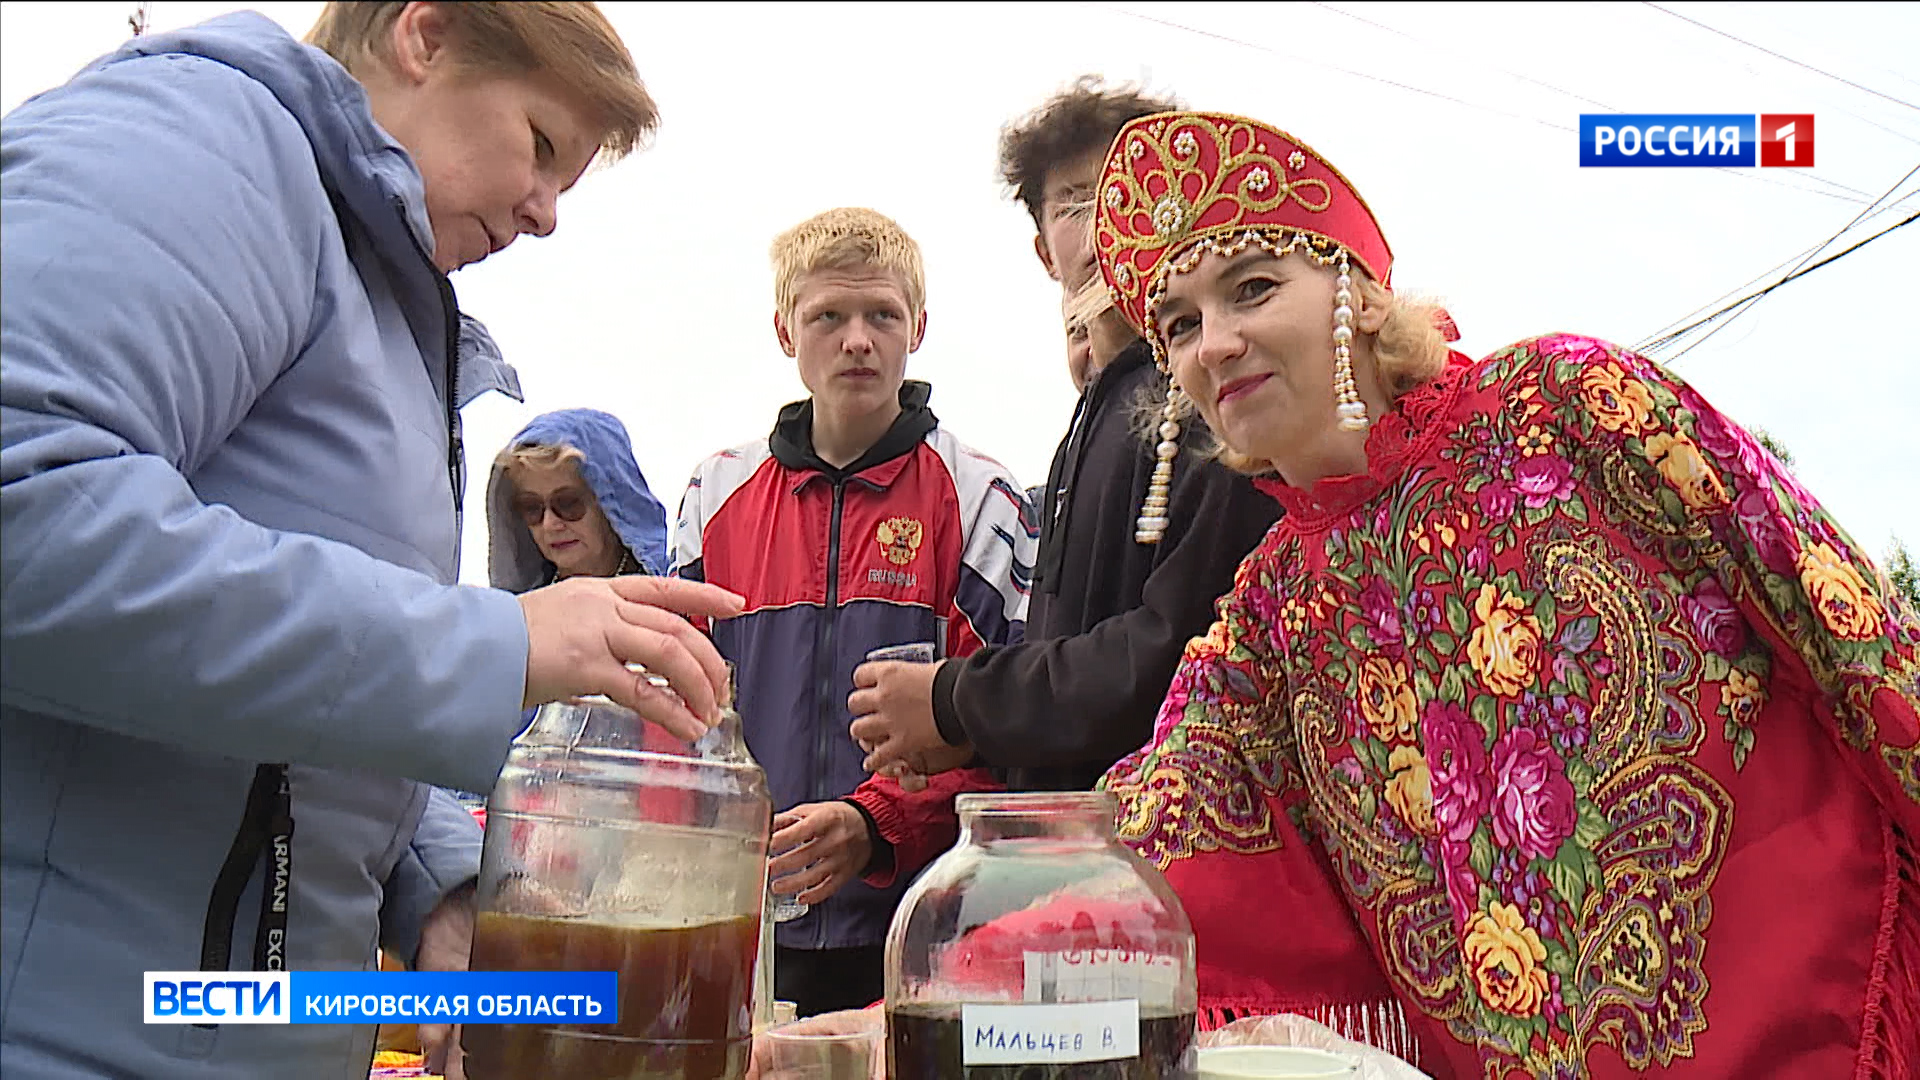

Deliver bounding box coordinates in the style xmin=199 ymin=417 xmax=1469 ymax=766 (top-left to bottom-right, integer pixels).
xmin=1095 ymin=112 xmax=1461 ymax=543
xmin=1095 ymin=111 xmax=1396 ymax=345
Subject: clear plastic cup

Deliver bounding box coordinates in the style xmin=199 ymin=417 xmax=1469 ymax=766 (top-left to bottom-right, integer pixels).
xmin=770 ymin=878 xmax=811 ymax=923
xmin=862 ymin=643 xmax=938 ymax=792
xmin=761 ymin=1019 xmax=883 ymax=1079
xmin=865 ymin=642 xmax=937 ymax=665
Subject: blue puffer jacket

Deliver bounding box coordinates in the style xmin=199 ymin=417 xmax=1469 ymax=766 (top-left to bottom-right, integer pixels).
xmin=487 ymin=408 xmax=673 ymax=588
xmin=2 ymin=13 xmax=537 ymax=1078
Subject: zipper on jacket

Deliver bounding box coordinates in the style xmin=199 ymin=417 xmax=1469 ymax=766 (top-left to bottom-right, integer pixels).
xmin=434 ymin=273 xmax=463 ymax=562
xmin=811 ymin=479 xmax=849 ymax=806
xmin=396 ymin=197 xmax=466 ymax=560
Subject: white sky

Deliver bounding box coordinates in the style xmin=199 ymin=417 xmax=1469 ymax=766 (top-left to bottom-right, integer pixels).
xmin=4 ymin=2 xmax=1916 ymax=586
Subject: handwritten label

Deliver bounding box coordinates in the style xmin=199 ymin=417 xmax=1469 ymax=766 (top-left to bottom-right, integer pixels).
xmin=1022 ymin=949 xmax=1183 ymax=1006
xmin=961 ymin=1001 xmax=1139 ymax=1066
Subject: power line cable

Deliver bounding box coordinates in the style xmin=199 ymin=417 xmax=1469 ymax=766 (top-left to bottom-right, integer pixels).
xmin=1639 ymin=167 xmax=1920 ymax=345
xmin=1645 ymin=166 xmax=1920 ymax=350
xmin=1780 ymin=161 xmax=1920 ymax=275
xmin=1664 ymin=212 xmax=1915 ymax=361
xmin=1309 ymin=2 xmax=1615 ymax=111
xmin=1105 ymin=4 xmax=1876 ymax=206
xmin=1105 ymin=6 xmax=1582 ymax=134
xmin=1313 ymin=1 xmax=1884 ymax=200
xmin=1643 ymin=2 xmax=1920 ymax=114
xmin=1648 ymin=210 xmax=1917 ymax=362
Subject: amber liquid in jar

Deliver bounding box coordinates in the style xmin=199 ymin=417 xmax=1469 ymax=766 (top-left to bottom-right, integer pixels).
xmin=463 ymin=912 xmax=757 ymax=1080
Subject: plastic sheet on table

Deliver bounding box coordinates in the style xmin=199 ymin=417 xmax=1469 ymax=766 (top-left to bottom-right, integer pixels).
xmin=1202 ymin=1014 xmax=1431 ymax=1080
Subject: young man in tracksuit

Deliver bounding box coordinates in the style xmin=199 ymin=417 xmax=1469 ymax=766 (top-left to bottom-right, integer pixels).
xmin=849 ymin=79 xmax=1284 ymax=823
xmin=671 ymin=208 xmax=1032 ymax=1017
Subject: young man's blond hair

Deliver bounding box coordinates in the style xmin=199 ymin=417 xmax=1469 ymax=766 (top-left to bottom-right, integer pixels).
xmin=770 ymin=207 xmax=927 ymax=319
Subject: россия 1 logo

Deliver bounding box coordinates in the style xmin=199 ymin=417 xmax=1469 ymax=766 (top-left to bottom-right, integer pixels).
xmin=1580 ymin=114 xmax=1813 ymax=167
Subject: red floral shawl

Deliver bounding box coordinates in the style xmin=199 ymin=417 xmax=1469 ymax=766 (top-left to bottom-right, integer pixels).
xmin=1104 ymin=334 xmax=1920 ymax=1077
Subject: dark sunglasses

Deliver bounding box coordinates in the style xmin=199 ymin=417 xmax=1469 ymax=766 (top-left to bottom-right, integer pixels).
xmin=511 ymin=488 xmax=591 ymax=528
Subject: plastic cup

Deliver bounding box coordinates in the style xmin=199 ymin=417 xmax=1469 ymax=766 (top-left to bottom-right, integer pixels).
xmin=770 ymin=889 xmax=810 ymax=923
xmin=769 ymin=831 xmax=811 ymax=923
xmin=861 ymin=643 xmax=938 ymax=793
xmin=760 ymin=1021 xmax=882 ymax=1079
xmin=864 ymin=642 xmax=937 ymax=664
xmin=1197 ymin=1045 xmax=1360 ymax=1079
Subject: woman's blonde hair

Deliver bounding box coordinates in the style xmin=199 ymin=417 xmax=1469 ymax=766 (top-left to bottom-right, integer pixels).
xmin=495 ymin=441 xmax=584 ymax=474
xmin=770 ymin=208 xmax=927 ymax=319
xmin=305 ymin=2 xmax=658 ymax=161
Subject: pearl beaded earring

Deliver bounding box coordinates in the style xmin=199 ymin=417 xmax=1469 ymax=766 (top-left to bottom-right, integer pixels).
xmin=1135 ymin=386 xmax=1185 ymax=544
xmin=1332 ymin=250 xmax=1369 ymax=432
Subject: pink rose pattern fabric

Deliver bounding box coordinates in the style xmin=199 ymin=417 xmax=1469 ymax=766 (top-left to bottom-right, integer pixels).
xmin=1105 ymin=333 xmax=1920 ymax=1077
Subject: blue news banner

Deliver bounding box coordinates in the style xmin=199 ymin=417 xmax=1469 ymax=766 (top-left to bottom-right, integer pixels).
xmin=1580 ymin=114 xmax=1754 ymax=167
xmin=144 ymin=971 xmax=618 ymax=1025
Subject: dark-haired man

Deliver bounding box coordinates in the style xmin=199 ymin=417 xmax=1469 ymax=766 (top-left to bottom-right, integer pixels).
xmin=850 ymin=77 xmax=1283 ymax=814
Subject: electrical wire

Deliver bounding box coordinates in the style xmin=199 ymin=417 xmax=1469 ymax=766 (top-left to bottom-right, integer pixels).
xmin=1311 ymin=1 xmax=1884 ymax=201
xmin=1644 ymin=3 xmax=1920 ymax=114
xmin=1638 ymin=168 xmax=1920 ymax=346
xmin=1648 ymin=210 xmax=1917 ymax=362
xmin=1099 ymin=4 xmax=1877 ymax=207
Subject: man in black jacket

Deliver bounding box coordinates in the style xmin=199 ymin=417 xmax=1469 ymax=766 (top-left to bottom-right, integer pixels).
xmin=849 ymin=78 xmax=1282 ymax=794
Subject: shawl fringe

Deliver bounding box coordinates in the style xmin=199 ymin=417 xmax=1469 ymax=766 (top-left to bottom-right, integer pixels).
xmin=1860 ymin=820 xmax=1919 ymax=1078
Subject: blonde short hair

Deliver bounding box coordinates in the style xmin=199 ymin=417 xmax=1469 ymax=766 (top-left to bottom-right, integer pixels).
xmin=495 ymin=441 xmax=584 ymax=475
xmin=305 ymin=2 xmax=658 ymax=161
xmin=770 ymin=208 xmax=926 ymax=319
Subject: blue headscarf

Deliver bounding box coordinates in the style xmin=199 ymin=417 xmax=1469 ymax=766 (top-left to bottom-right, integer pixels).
xmin=486 ymin=409 xmax=670 ymax=591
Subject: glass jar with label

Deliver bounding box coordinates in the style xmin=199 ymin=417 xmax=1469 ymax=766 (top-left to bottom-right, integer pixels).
xmin=885 ymin=792 xmax=1198 ymax=1079
xmin=463 ymin=682 xmax=771 ymax=1080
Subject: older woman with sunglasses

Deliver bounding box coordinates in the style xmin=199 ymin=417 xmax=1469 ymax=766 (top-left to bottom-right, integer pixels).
xmin=488 ymin=408 xmax=670 ymax=591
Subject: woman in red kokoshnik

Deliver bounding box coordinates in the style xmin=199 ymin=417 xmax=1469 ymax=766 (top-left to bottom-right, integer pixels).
xmin=1092 ymin=111 xmax=1920 ymax=1076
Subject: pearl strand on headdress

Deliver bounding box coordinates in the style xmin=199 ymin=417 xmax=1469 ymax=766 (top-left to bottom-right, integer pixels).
xmin=1135 ymin=390 xmax=1185 ymax=544
xmin=1332 ymin=250 xmax=1369 ymax=432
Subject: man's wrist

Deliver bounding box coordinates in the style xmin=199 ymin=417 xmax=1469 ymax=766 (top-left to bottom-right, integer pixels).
xmin=930 ymin=658 xmax=970 ymax=746
xmin=842 ymin=799 xmax=894 ymax=878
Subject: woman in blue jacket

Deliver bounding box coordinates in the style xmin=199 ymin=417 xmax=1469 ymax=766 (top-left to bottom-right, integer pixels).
xmin=0 ymin=6 xmax=740 ymax=1078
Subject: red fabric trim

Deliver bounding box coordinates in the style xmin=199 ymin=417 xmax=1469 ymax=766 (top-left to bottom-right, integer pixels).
xmin=845 ymin=768 xmax=1002 ymax=889
xmin=1250 ymin=350 xmax=1473 ymax=529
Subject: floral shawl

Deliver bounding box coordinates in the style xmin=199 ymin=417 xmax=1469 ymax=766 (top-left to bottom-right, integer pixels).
xmin=1104 ymin=334 xmax=1920 ymax=1077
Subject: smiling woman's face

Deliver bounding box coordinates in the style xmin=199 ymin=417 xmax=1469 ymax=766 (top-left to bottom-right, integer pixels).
xmin=1156 ymin=247 xmax=1386 ymax=480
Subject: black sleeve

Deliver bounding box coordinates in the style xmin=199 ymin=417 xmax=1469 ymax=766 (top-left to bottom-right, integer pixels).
xmin=840 ymin=798 xmax=895 ymax=878
xmin=933 ymin=459 xmax=1277 ymax=770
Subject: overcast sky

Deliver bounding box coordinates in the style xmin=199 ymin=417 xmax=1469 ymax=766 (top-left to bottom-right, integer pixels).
xmin=4 ymin=1 xmax=1915 ymax=585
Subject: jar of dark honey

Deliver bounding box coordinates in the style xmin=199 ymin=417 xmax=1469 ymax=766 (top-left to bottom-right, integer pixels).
xmin=464 ymin=683 xmax=771 ymax=1080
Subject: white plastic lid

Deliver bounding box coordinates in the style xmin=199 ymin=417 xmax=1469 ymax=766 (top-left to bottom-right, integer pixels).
xmin=1197 ymin=1045 xmax=1359 ymax=1080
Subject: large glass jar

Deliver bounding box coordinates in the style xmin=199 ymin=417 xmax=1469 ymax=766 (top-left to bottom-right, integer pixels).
xmin=463 ymin=693 xmax=771 ymax=1080
xmin=886 ymin=792 xmax=1198 ymax=1079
